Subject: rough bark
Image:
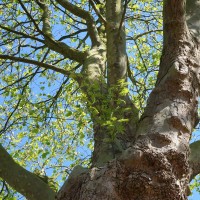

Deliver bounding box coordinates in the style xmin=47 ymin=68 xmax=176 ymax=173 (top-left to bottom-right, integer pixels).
xmin=56 ymin=0 xmax=200 ymax=199
xmin=0 ymin=0 xmax=200 ymax=199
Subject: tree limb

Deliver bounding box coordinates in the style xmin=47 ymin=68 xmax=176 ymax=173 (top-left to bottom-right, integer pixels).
xmin=0 ymin=25 xmax=44 ymax=43
xmin=56 ymin=0 xmax=101 ymax=46
xmin=126 ymin=29 xmax=163 ymax=41
xmin=0 ymin=144 xmax=55 ymax=200
xmin=19 ymin=0 xmax=87 ymax=63
xmin=117 ymin=0 xmax=131 ymax=37
xmin=35 ymin=0 xmax=54 ymax=38
xmin=18 ymin=0 xmax=44 ymax=36
xmin=0 ymin=55 xmax=74 ymax=77
xmin=89 ymin=0 xmax=107 ymax=25
xmin=189 ymin=140 xmax=200 ymax=181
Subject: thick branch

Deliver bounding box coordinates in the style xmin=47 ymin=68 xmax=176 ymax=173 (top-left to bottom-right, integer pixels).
xmin=56 ymin=0 xmax=101 ymax=46
xmin=88 ymin=0 xmax=140 ymax=167
xmin=0 ymin=55 xmax=74 ymax=77
xmin=46 ymin=40 xmax=87 ymax=64
xmin=35 ymin=0 xmax=53 ymax=38
xmin=106 ymin=0 xmax=127 ymax=86
xmin=156 ymin=0 xmax=188 ymax=82
xmin=189 ymin=140 xmax=200 ymax=181
xmin=0 ymin=144 xmax=55 ymax=200
xmin=136 ymin=0 xmax=198 ymax=143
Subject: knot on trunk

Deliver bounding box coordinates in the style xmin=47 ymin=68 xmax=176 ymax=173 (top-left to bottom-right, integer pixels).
xmin=56 ymin=135 xmax=190 ymax=200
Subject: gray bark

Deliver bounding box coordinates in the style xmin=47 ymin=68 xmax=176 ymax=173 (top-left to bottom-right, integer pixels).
xmin=1 ymin=0 xmax=200 ymax=199
xmin=186 ymin=0 xmax=200 ymax=39
xmin=78 ymin=0 xmax=139 ymax=167
xmin=56 ymin=0 xmax=200 ymax=199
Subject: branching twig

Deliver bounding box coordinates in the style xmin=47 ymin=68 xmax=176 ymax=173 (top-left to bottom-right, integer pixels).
xmin=117 ymin=0 xmax=131 ymax=37
xmin=89 ymin=0 xmax=107 ymax=25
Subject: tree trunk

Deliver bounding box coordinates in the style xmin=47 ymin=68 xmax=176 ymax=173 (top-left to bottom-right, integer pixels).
xmin=56 ymin=0 xmax=200 ymax=199
xmin=1 ymin=0 xmax=200 ymax=199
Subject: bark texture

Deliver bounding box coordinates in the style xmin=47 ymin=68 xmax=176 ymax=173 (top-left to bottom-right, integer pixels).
xmin=87 ymin=0 xmax=139 ymax=167
xmin=56 ymin=0 xmax=200 ymax=199
xmin=1 ymin=0 xmax=200 ymax=199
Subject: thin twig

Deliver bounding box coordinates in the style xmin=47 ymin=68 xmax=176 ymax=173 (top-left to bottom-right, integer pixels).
xmin=89 ymin=0 xmax=107 ymax=25
xmin=117 ymin=0 xmax=131 ymax=37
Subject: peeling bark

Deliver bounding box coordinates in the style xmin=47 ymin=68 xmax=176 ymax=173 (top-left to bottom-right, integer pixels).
xmin=56 ymin=140 xmax=190 ymax=200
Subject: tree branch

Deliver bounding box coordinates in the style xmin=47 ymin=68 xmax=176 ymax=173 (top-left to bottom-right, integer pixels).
xmin=0 ymin=144 xmax=55 ymax=200
xmin=40 ymin=0 xmax=87 ymax=63
xmin=35 ymin=0 xmax=54 ymax=38
xmin=126 ymin=29 xmax=163 ymax=41
xmin=56 ymin=0 xmax=101 ymax=46
xmin=189 ymin=140 xmax=200 ymax=181
xmin=89 ymin=0 xmax=107 ymax=25
xmin=18 ymin=0 xmax=44 ymax=36
xmin=0 ymin=55 xmax=74 ymax=77
xmin=58 ymin=29 xmax=87 ymax=41
xmin=117 ymin=0 xmax=131 ymax=37
xmin=19 ymin=0 xmax=87 ymax=63
xmin=0 ymin=25 xmax=44 ymax=43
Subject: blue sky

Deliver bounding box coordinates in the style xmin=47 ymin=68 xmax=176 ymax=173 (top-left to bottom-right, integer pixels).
xmin=189 ymin=185 xmax=200 ymax=200
xmin=0 ymin=1 xmax=200 ymax=199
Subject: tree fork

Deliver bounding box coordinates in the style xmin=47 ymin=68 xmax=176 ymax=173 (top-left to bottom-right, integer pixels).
xmin=57 ymin=0 xmax=200 ymax=199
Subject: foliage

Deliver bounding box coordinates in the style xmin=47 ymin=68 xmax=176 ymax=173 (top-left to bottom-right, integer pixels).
xmin=0 ymin=0 xmax=199 ymax=199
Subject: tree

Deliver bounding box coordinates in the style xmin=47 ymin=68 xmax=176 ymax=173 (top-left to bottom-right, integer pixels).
xmin=0 ymin=0 xmax=200 ymax=199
